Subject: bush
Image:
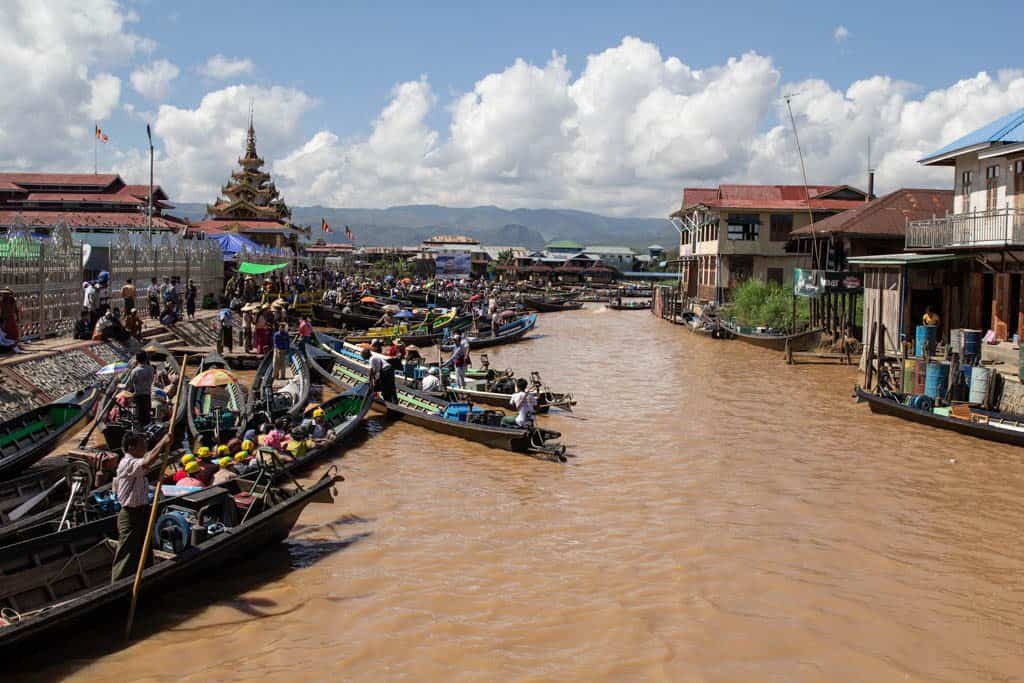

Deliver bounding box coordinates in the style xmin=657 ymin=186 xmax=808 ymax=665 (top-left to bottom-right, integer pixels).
xmin=728 ymin=279 xmax=804 ymax=329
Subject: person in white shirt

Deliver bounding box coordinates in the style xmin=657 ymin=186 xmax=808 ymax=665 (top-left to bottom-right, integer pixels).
xmin=421 ymin=366 xmax=442 ymax=392
xmin=502 ymin=378 xmax=537 ymax=428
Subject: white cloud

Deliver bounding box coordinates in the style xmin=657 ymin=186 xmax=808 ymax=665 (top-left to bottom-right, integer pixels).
xmin=198 ymin=55 xmax=255 ymax=80
xmin=0 ymin=0 xmax=146 ymax=169
xmin=834 ymin=25 xmax=850 ymax=42
xmin=130 ymin=59 xmax=180 ymax=101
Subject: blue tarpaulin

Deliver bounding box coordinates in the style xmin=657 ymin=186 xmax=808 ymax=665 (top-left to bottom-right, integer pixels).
xmin=208 ymin=232 xmax=263 ymax=261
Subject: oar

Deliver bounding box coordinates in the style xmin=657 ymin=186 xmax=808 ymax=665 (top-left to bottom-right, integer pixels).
xmin=124 ymin=353 xmax=189 ymax=641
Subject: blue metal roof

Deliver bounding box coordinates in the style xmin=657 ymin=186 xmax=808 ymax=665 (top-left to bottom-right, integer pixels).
xmin=920 ymin=107 xmax=1024 ymax=163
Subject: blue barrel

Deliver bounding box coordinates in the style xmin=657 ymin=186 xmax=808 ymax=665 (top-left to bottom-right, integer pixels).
xmin=916 ymin=325 xmax=938 ymax=356
xmin=969 ymin=366 xmax=991 ymax=405
xmin=963 ymin=329 xmax=982 ymax=361
xmin=924 ymin=361 xmax=950 ymax=399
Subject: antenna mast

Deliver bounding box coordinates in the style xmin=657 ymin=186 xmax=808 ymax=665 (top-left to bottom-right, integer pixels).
xmin=783 ymin=92 xmax=819 ymax=267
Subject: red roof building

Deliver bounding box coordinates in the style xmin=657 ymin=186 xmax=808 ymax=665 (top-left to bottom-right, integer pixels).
xmin=670 ymin=183 xmax=869 ymax=302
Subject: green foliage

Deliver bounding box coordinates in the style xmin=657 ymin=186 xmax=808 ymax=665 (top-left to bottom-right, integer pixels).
xmin=728 ymin=278 xmax=806 ymax=328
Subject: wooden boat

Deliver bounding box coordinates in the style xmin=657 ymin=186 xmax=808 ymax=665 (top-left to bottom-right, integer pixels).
xmin=721 ymin=322 xmax=822 ymax=352
xmin=440 ymin=314 xmax=537 ymax=350
xmin=606 ymin=300 xmax=652 ymax=311
xmin=0 ymin=470 xmax=340 ymax=651
xmin=0 ymin=463 xmax=69 ymax=527
xmin=185 ymin=352 xmax=249 ymax=446
xmin=306 ymin=339 xmax=566 ymax=461
xmin=855 ymin=386 xmax=1024 ymax=447
xmin=443 ymin=378 xmax=575 ymax=414
xmin=90 ymin=343 xmax=185 ymax=451
xmin=0 ymin=386 xmax=101 ymax=481
xmin=248 ymin=347 xmax=311 ymax=425
xmin=523 ymin=297 xmax=584 ymax=313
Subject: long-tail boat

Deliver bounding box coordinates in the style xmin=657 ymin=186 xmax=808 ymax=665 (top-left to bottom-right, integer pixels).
xmin=185 ymin=352 xmax=249 ymax=446
xmin=0 ymin=386 xmax=101 ymax=481
xmin=0 ymin=469 xmax=341 ymax=652
xmin=523 ymin=297 xmax=584 ymax=313
xmin=248 ymin=348 xmax=311 ymax=425
xmin=306 ymin=338 xmax=566 ymax=461
xmin=439 ymin=314 xmax=537 ymax=350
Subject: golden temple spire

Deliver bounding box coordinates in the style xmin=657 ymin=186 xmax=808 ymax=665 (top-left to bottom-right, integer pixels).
xmin=244 ymin=99 xmax=258 ymax=161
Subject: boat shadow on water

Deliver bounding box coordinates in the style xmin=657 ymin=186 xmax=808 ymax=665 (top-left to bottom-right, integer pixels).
xmin=7 ymin=528 xmax=373 ymax=681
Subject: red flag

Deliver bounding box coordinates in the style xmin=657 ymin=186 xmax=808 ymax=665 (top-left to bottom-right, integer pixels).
xmin=321 ymin=218 xmax=332 ymax=233
xmin=95 ymin=124 xmax=108 ymax=143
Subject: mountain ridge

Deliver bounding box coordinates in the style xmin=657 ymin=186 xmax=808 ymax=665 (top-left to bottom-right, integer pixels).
xmin=174 ymin=203 xmax=675 ymax=250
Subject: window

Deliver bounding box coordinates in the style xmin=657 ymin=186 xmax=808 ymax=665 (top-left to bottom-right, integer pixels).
xmin=767 ymin=268 xmax=784 ymax=286
xmin=769 ymin=214 xmax=793 ymax=241
xmin=1014 ymin=161 xmax=1024 ymax=206
xmin=727 ymin=214 xmax=760 ymax=241
xmin=961 ymin=170 xmax=974 ymax=211
xmin=986 ymin=165 xmax=1000 ymax=210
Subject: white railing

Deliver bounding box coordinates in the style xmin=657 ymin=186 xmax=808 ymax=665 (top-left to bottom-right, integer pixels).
xmin=906 ymin=208 xmax=1024 ymax=249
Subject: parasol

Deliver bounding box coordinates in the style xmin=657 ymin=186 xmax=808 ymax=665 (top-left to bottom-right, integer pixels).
xmin=360 ymin=296 xmax=377 ymax=303
xmin=189 ymin=367 xmax=238 ymax=387
xmin=97 ymin=361 xmax=130 ymax=376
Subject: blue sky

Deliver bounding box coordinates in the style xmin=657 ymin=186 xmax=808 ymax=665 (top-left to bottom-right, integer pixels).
xmin=132 ymin=0 xmax=1023 ymax=136
xmin=4 ymin=0 xmax=1023 ymax=215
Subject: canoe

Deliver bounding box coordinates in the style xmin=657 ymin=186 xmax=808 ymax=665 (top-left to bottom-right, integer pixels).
xmin=306 ymin=338 xmax=566 ymax=461
xmin=443 ymin=382 xmax=575 ymax=414
xmin=855 ymin=386 xmax=1024 ymax=447
xmin=249 ymin=347 xmax=311 ymax=425
xmin=0 ymin=386 xmax=101 ymax=481
xmin=439 ymin=314 xmax=537 ymax=350
xmin=0 ymin=471 xmax=340 ymax=651
xmin=722 ymin=323 xmax=822 ymax=352
xmin=0 ymin=463 xmax=69 ymax=526
xmin=606 ymin=300 xmax=652 ymax=311
xmin=185 ymin=352 xmax=249 ymax=446
xmin=523 ymin=297 xmax=584 ymax=313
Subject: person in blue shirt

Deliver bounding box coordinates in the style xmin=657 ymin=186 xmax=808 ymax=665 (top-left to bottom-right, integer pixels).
xmin=272 ymin=322 xmax=290 ymax=380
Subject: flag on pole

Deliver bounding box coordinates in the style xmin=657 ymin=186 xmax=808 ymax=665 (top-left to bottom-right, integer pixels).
xmin=321 ymin=218 xmax=332 ymax=233
xmin=95 ymin=124 xmax=108 ymax=143
xmin=345 ymin=225 xmax=354 ymax=240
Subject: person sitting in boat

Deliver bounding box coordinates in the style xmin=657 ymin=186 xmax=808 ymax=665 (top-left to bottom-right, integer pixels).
xmin=923 ymin=306 xmax=940 ymax=326
xmin=302 ymin=407 xmax=328 ymax=439
xmin=193 ymin=447 xmax=217 ymax=485
xmin=176 ymin=461 xmax=204 ymax=488
xmin=501 ymin=378 xmax=537 ymax=429
xmin=421 ymin=366 xmax=443 ymax=393
xmin=172 ymin=453 xmax=196 ymax=483
xmin=285 ymin=426 xmax=314 ymax=459
xmin=212 ymin=457 xmax=238 ymax=485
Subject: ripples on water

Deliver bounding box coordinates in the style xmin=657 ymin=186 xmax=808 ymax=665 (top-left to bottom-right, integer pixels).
xmin=23 ymin=305 xmax=1024 ymax=682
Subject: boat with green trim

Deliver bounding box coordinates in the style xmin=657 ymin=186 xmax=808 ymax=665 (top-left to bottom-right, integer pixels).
xmin=0 ymin=386 xmax=101 ymax=481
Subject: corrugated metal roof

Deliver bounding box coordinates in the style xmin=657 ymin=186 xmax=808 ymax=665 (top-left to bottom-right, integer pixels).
xmin=792 ymin=188 xmax=954 ymax=237
xmin=847 ymin=252 xmax=966 ymax=266
xmin=920 ymin=107 xmax=1024 ymax=164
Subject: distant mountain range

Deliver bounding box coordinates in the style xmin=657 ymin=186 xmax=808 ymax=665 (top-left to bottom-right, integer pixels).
xmin=174 ymin=203 xmax=675 ymax=250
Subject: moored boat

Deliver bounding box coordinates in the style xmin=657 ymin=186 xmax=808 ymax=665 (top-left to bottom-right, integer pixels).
xmin=0 ymin=386 xmax=101 ymax=481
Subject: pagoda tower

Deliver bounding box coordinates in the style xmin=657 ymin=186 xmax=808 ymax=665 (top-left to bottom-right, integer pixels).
xmin=197 ymin=109 xmax=308 ymax=250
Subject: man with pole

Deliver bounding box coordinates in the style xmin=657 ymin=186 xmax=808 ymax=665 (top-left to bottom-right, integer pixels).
xmin=110 ymin=430 xmax=169 ymax=583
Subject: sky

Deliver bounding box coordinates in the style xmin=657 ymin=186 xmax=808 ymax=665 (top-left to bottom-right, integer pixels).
xmin=2 ymin=0 xmax=1023 ymax=217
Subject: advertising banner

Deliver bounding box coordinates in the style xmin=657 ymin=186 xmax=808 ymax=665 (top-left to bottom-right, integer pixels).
xmin=435 ymin=253 xmax=471 ymax=278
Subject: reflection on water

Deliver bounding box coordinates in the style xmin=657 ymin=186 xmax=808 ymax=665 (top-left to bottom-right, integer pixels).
xmin=26 ymin=305 xmax=1024 ymax=681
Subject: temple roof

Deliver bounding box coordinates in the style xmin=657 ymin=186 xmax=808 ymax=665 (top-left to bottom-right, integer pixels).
xmin=208 ymin=112 xmax=290 ymax=223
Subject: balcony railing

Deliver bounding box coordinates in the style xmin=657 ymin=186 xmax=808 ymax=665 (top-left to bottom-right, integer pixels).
xmin=906 ymin=208 xmax=1024 ymax=249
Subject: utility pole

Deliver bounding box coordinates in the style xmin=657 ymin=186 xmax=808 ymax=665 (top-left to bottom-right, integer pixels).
xmin=146 ymin=124 xmax=154 ymax=237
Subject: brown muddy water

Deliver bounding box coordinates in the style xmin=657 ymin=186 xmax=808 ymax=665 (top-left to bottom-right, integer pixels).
xmin=13 ymin=305 xmax=1024 ymax=681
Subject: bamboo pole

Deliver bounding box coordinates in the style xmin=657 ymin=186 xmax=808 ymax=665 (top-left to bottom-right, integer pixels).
xmin=124 ymin=354 xmax=189 ymax=640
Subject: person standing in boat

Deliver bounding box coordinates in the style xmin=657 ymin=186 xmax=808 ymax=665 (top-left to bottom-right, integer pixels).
xmin=363 ymin=346 xmax=397 ymax=403
xmin=124 ymin=350 xmax=154 ymax=426
xmin=111 ymin=431 xmax=169 ymax=583
xmin=445 ymin=333 xmax=471 ymax=388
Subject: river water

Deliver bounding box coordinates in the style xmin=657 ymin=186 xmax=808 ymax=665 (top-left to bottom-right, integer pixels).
xmin=17 ymin=305 xmax=1024 ymax=681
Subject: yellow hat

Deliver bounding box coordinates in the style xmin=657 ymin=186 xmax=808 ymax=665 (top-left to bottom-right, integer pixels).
xmin=312 ymin=408 xmax=325 ymax=418
xmin=197 ymin=446 xmax=211 ymax=458
xmin=180 ymin=453 xmax=195 ymax=466
xmin=218 ymin=457 xmax=232 ymax=468
xmin=216 ymin=444 xmax=230 ymax=456
xmin=241 ymin=439 xmax=254 ymax=451
xmin=185 ymin=461 xmax=200 ymax=474
xmin=235 ymin=451 xmax=249 ymax=462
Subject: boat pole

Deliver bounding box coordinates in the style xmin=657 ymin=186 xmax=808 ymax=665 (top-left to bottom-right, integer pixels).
xmin=124 ymin=354 xmax=189 ymax=641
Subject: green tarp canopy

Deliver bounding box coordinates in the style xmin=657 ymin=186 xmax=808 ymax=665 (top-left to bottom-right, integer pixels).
xmin=238 ymin=261 xmax=288 ymax=275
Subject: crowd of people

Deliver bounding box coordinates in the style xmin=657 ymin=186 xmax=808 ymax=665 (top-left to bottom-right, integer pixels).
xmin=74 ymin=273 xmax=201 ymax=343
